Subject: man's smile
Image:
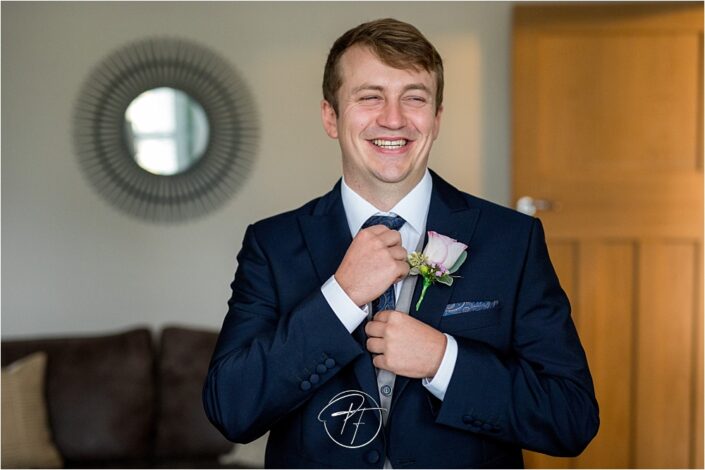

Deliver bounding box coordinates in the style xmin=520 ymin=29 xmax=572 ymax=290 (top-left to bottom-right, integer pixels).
xmin=369 ymin=138 xmax=411 ymax=151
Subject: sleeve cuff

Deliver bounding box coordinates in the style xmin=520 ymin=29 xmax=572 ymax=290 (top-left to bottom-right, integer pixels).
xmin=321 ymin=275 xmax=368 ymax=334
xmin=422 ymin=334 xmax=458 ymax=401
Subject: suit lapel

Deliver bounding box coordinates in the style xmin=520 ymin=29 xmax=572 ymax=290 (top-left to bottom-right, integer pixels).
xmin=391 ymin=172 xmax=481 ymax=411
xmin=298 ymin=190 xmax=351 ymax=284
xmin=298 ymin=182 xmax=382 ymax=418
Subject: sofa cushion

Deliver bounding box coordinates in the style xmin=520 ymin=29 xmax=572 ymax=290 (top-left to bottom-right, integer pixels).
xmin=154 ymin=326 xmax=232 ymax=459
xmin=2 ymin=352 xmax=63 ymax=468
xmin=1 ymin=328 xmax=155 ymax=463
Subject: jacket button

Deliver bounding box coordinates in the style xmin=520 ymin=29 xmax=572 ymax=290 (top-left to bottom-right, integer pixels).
xmin=365 ymin=450 xmax=380 ymax=464
xmin=380 ymin=385 xmax=392 ymax=397
xmin=316 ymin=364 xmax=327 ymax=374
xmin=300 ymin=380 xmax=311 ymax=391
xmin=325 ymin=358 xmax=336 ymax=368
xmin=473 ymin=419 xmax=483 ymax=427
xmin=309 ymin=374 xmax=320 ymax=384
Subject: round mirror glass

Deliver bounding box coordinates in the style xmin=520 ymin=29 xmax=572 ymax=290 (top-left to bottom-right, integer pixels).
xmin=124 ymin=87 xmax=209 ymax=175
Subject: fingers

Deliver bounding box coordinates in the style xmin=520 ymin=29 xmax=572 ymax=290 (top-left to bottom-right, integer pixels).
xmin=358 ymin=226 xmax=406 ymax=265
xmin=377 ymin=229 xmax=403 ymax=248
xmin=390 ymin=245 xmax=408 ymax=261
xmin=395 ymin=260 xmax=410 ymax=280
xmin=366 ymin=337 xmax=384 ymax=354
xmin=372 ymin=354 xmax=388 ymax=370
xmin=361 ymin=226 xmax=402 ymax=247
xmin=363 ymin=224 xmax=389 ymax=236
xmin=337 ymin=224 xmax=407 ymax=306
xmin=383 ymin=228 xmax=403 ymax=244
xmin=366 ymin=314 xmax=446 ymax=378
xmin=371 ymin=310 xmax=392 ymax=323
xmin=367 ymin=228 xmax=408 ymax=280
xmin=365 ymin=318 xmax=386 ymax=337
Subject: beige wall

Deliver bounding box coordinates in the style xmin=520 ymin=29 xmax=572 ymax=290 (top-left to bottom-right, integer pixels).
xmin=1 ymin=2 xmax=512 ymax=337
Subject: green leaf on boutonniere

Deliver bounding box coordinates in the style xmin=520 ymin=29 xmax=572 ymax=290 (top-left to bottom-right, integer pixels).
xmin=437 ymin=274 xmax=454 ymax=286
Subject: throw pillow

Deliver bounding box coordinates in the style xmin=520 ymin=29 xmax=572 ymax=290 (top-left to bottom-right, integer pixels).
xmin=2 ymin=351 xmax=63 ymax=468
xmin=1 ymin=328 xmax=155 ymax=463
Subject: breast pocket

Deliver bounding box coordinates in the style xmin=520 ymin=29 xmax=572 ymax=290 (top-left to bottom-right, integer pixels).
xmin=440 ymin=301 xmax=500 ymax=332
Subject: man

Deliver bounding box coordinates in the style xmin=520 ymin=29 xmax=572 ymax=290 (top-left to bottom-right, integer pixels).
xmin=204 ymin=18 xmax=598 ymax=468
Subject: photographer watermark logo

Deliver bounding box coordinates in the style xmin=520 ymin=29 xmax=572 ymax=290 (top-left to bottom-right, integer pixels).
xmin=317 ymin=390 xmax=387 ymax=448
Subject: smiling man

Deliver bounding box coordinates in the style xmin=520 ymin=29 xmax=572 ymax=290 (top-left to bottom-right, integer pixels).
xmin=204 ymin=18 xmax=598 ymax=468
xmin=320 ymin=43 xmax=442 ymax=212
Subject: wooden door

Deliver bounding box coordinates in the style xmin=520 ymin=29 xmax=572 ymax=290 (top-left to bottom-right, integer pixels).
xmin=513 ymin=4 xmax=703 ymax=468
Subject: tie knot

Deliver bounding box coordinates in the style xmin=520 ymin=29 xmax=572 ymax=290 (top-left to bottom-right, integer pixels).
xmin=361 ymin=214 xmax=405 ymax=231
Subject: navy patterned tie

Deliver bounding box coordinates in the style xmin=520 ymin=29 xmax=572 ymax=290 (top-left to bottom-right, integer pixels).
xmin=360 ymin=215 xmax=406 ymax=314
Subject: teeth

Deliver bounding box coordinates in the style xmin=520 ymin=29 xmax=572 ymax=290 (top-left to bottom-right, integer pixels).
xmin=372 ymin=139 xmax=408 ymax=149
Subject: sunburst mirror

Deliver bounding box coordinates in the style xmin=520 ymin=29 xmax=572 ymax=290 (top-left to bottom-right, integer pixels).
xmin=74 ymin=37 xmax=259 ymax=222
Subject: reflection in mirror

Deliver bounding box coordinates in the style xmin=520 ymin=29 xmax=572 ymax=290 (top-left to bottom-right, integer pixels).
xmin=125 ymin=87 xmax=209 ymax=175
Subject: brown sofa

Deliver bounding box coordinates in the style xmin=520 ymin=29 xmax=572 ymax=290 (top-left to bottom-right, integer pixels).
xmin=2 ymin=325 xmax=242 ymax=468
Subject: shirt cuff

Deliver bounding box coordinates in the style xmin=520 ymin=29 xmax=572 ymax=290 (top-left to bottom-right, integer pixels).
xmin=321 ymin=275 xmax=368 ymax=334
xmin=422 ymin=334 xmax=458 ymax=401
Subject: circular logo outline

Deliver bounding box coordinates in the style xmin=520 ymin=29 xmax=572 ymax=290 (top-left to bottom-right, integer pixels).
xmin=317 ymin=390 xmax=386 ymax=449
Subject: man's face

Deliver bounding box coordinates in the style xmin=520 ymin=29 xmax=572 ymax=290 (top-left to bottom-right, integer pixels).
xmin=321 ymin=45 xmax=443 ymax=194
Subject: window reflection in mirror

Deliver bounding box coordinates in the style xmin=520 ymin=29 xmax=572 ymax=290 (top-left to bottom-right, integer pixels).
xmin=125 ymin=87 xmax=209 ymax=175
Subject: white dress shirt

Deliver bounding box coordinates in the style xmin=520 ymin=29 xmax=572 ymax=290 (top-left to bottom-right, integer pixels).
xmin=320 ymin=170 xmax=458 ymax=400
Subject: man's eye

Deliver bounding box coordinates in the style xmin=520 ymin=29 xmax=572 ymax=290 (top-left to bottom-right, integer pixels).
xmin=406 ymin=96 xmax=427 ymax=103
xmin=360 ymin=96 xmax=381 ymax=101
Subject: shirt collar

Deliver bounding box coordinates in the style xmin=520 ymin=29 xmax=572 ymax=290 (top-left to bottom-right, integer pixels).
xmin=340 ymin=169 xmax=432 ymax=237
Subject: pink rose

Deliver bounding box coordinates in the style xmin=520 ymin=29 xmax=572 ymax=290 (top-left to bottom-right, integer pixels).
xmin=408 ymin=231 xmax=469 ymax=311
xmin=423 ymin=231 xmax=468 ymax=271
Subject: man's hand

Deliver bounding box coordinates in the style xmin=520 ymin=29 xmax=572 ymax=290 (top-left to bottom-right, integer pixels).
xmin=335 ymin=225 xmax=409 ymax=306
xmin=365 ymin=311 xmax=447 ymax=378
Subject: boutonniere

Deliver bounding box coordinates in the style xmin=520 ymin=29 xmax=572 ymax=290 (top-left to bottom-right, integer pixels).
xmin=408 ymin=231 xmax=468 ymax=311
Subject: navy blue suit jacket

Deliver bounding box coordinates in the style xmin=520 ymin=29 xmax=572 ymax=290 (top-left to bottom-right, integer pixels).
xmin=203 ymin=171 xmax=599 ymax=468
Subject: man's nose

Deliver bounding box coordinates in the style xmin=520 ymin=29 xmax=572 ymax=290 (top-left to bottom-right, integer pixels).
xmin=376 ymin=101 xmax=406 ymax=129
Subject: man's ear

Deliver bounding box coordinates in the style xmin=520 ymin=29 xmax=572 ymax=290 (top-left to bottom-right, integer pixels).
xmin=321 ymin=100 xmax=339 ymax=139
